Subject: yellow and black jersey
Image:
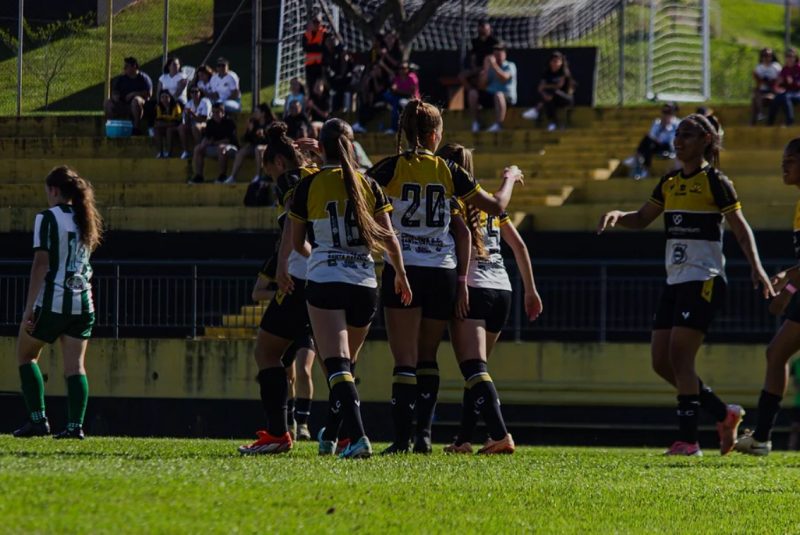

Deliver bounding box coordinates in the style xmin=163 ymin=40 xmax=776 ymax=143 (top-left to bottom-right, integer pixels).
xmin=289 ymin=166 xmax=392 ymax=287
xmin=273 ymin=166 xmax=317 ymax=280
xmin=648 ymin=165 xmax=741 ymax=285
xmin=452 ymin=199 xmax=512 ymax=291
xmin=367 ymin=149 xmax=482 ymax=269
xmin=793 ymin=200 xmax=800 ymax=259
xmin=257 ymin=257 xmax=279 ymax=292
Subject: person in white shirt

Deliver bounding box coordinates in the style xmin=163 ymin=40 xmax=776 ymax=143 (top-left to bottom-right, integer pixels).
xmin=158 ymin=57 xmax=188 ymax=105
xmin=179 ymin=86 xmax=212 ymax=159
xmin=752 ymin=48 xmax=782 ymax=124
xmin=623 ymin=102 xmax=680 ymax=180
xmin=208 ymin=57 xmax=241 ymax=113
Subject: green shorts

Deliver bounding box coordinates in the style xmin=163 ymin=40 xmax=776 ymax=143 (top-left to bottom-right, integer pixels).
xmin=30 ymin=307 xmax=95 ymax=344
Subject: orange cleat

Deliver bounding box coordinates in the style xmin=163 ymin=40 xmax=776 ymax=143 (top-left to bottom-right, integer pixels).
xmin=477 ymin=434 xmax=515 ymax=455
xmin=443 ymin=442 xmax=474 ymax=454
xmin=664 ymin=441 xmax=702 ymax=456
xmin=716 ymin=404 xmax=745 ymax=455
xmin=238 ymin=430 xmax=293 ymax=455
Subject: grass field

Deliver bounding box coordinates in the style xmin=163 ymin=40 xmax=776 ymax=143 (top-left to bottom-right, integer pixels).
xmin=2 ymin=437 xmax=800 ymax=533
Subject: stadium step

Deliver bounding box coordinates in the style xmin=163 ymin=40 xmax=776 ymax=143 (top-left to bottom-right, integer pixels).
xmin=203 ymin=326 xmax=256 ymax=339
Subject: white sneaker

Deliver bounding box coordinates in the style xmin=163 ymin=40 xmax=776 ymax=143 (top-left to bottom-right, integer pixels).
xmin=352 ymin=122 xmax=367 ymax=133
xmin=633 ymin=169 xmax=649 ymax=180
xmin=383 ymin=128 xmax=396 ymax=135
xmin=522 ymin=108 xmax=539 ymax=120
xmin=251 ymin=174 xmax=261 ymax=183
xmin=155 ymin=151 xmax=165 ymax=159
xmin=486 ymin=123 xmax=502 ymax=133
xmin=148 ymin=127 xmax=155 ymax=138
xmin=471 ymin=121 xmax=480 ymax=133
xmin=734 ymin=429 xmax=772 ymax=456
xmin=223 ymin=176 xmax=236 ymax=185
xmin=180 ymin=150 xmax=191 ymax=160
xmin=623 ymin=156 xmax=637 ymax=167
xmin=547 ymin=123 xmax=557 ymax=132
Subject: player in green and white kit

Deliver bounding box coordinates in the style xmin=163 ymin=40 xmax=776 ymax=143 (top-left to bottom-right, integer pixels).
xmin=13 ymin=166 xmax=103 ymax=440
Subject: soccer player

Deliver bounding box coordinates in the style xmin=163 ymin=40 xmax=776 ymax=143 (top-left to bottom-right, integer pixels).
xmin=289 ymin=118 xmax=412 ymax=459
xmin=597 ymin=114 xmax=773 ymax=456
xmin=13 ymin=166 xmax=103 ymax=440
xmin=367 ymin=99 xmax=523 ymax=454
xmin=238 ymin=123 xmax=317 ymax=455
xmin=735 ymin=138 xmax=800 ymax=456
xmin=437 ymin=144 xmax=543 ymax=454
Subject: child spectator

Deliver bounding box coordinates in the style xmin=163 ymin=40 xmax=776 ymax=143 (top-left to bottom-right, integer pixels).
xmin=103 ymin=56 xmax=152 ymax=133
xmin=284 ymin=99 xmax=312 ymax=139
xmin=194 ymin=64 xmax=214 ymax=99
xmin=622 ymin=102 xmax=680 ymax=180
xmin=208 ymin=57 xmax=241 ymax=113
xmin=158 ymin=56 xmax=188 ymax=105
xmin=383 ymin=61 xmax=420 ymax=133
xmin=179 ymin=87 xmax=212 ymax=159
xmin=523 ymin=50 xmax=575 ymax=131
xmin=752 ymin=48 xmax=781 ymax=124
xmin=769 ymin=48 xmax=800 ymax=126
xmin=459 ymin=21 xmax=499 ymax=92
xmin=225 ymin=103 xmax=276 ymax=184
xmin=469 ymin=42 xmax=517 ymax=133
xmin=190 ymin=103 xmax=238 ymax=184
xmin=284 ymin=77 xmax=306 ymax=117
xmin=153 ymin=90 xmax=182 ymax=158
xmin=306 ymin=77 xmax=331 ymax=137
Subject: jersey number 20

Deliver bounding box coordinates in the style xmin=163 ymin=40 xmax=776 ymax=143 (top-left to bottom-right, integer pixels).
xmin=400 ymin=183 xmax=446 ymax=228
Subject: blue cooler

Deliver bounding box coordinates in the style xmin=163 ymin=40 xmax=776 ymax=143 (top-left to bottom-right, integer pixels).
xmin=105 ymin=120 xmax=133 ymax=138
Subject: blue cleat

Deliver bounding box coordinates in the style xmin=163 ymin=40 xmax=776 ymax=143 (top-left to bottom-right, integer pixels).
xmin=317 ymin=427 xmax=336 ymax=456
xmin=339 ymin=436 xmax=372 ymax=459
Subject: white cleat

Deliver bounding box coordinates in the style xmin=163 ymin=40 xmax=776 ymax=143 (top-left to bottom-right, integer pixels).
xmin=734 ymin=429 xmax=772 ymax=456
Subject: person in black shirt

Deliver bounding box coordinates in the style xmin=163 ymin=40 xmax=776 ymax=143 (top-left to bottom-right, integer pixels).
xmin=523 ymin=51 xmax=576 ymax=131
xmin=324 ymin=35 xmax=355 ymax=112
xmin=190 ymin=103 xmax=238 ymax=184
xmin=226 ymin=103 xmax=275 ymax=184
xmin=458 ymin=21 xmax=499 ymax=92
xmin=307 ymin=77 xmax=331 ymax=137
xmin=284 ymin=100 xmax=312 ymax=140
xmin=104 ymin=57 xmax=153 ymax=133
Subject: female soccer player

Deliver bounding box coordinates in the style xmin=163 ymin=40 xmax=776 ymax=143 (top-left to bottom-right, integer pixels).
xmin=13 ymin=166 xmax=103 ymax=440
xmin=436 ymin=144 xmax=543 ymax=454
xmin=367 ymin=98 xmax=523 ymax=454
xmin=597 ymin=114 xmax=773 ymax=456
xmin=238 ymin=123 xmax=318 ymax=454
xmin=735 ymin=138 xmax=800 ymax=456
xmin=290 ymin=118 xmax=412 ymax=459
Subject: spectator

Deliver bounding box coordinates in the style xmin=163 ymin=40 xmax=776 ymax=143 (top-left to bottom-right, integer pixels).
xmin=377 ymin=31 xmax=404 ymax=83
xmin=622 ymin=102 xmax=679 ymax=180
xmin=383 ymin=61 xmax=420 ymax=134
xmin=190 ymin=102 xmax=238 ymax=184
xmin=179 ymin=87 xmax=212 ymax=159
xmin=226 ymin=103 xmax=276 ymax=184
xmin=153 ymin=90 xmax=182 ymax=158
xmin=158 ymin=56 xmax=188 ymax=105
xmin=523 ymin=50 xmax=575 ymax=131
xmin=469 ymin=42 xmax=517 ymax=133
xmin=458 ymin=21 xmax=499 ymax=92
xmin=751 ymin=48 xmax=781 ymax=125
xmin=303 ymin=13 xmax=327 ymax=89
xmin=284 ymin=99 xmax=312 ymax=140
xmin=324 ymin=35 xmax=356 ymax=112
xmin=103 ymin=56 xmax=152 ymax=133
xmin=352 ymin=64 xmax=389 ymax=133
xmin=194 ymin=64 xmax=214 ymax=99
xmin=208 ymin=57 xmax=241 ymax=114
xmin=769 ymin=48 xmax=800 ymax=126
xmin=306 ymin=77 xmax=331 ymax=136
xmin=284 ymin=77 xmax=306 ymax=117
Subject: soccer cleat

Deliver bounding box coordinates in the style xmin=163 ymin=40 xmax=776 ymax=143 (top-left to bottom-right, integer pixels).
xmin=13 ymin=418 xmax=50 ymax=438
xmin=296 ymin=423 xmax=311 ymax=441
xmin=717 ymin=404 xmax=745 ymax=455
xmin=237 ymin=430 xmax=292 ymax=455
xmin=664 ymin=441 xmax=703 ymax=456
xmin=53 ymin=427 xmax=85 ymax=440
xmin=478 ymin=433 xmax=516 ymax=455
xmin=317 ymin=427 xmax=337 ymax=456
xmin=413 ymin=435 xmax=432 ymax=454
xmin=443 ymin=442 xmax=474 ymax=454
xmin=335 ymin=438 xmax=351 ymax=455
xmin=339 ymin=436 xmax=372 ymax=459
xmin=380 ymin=442 xmax=410 ymax=455
xmin=180 ymin=150 xmax=191 ymax=160
xmin=485 ymin=123 xmax=502 ymax=133
xmin=734 ymin=429 xmax=772 ymax=456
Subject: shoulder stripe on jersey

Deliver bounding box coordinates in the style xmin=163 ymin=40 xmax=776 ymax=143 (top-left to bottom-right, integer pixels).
xmin=460 ymin=183 xmax=481 ymax=200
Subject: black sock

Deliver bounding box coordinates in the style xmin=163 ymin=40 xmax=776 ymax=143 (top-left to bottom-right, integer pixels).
xmin=256 ymin=367 xmax=288 ymax=436
xmin=321 ymin=388 xmax=342 ymax=442
xmin=287 ymin=397 xmax=296 ymax=427
xmin=415 ymin=361 xmax=440 ymax=439
xmin=754 ymin=390 xmax=783 ymax=442
xmin=325 ymin=357 xmax=365 ymax=441
xmin=460 ymin=359 xmax=507 ymax=441
xmin=295 ymin=398 xmax=312 ymax=425
xmin=677 ymin=394 xmax=700 ymax=444
xmin=391 ymin=365 xmax=416 ymax=446
xmin=455 ymin=387 xmax=478 ymax=445
xmin=698 ymin=378 xmax=728 ymax=422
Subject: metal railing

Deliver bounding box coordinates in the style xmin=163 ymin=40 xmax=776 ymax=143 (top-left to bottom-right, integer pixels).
xmin=0 ymin=258 xmax=791 ymax=342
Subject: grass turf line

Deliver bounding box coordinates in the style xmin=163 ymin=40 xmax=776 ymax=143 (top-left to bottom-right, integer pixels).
xmin=1 ymin=437 xmax=800 ymax=533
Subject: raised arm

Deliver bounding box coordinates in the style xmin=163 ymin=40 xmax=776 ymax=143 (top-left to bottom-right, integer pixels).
xmin=467 ymin=165 xmax=523 ymax=216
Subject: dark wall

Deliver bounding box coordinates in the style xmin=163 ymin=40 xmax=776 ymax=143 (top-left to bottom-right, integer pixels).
xmin=0 ymin=0 xmax=96 ymax=25
xmin=213 ymin=0 xmax=281 ymax=42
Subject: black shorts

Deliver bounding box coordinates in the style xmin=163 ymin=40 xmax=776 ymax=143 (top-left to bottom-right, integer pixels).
xmin=784 ymin=292 xmax=800 ymax=324
xmin=260 ymin=277 xmax=311 ymax=341
xmin=466 ymin=287 xmax=512 ymax=333
xmin=305 ymin=280 xmax=378 ymax=328
xmin=381 ymin=264 xmax=457 ymax=321
xmin=280 ymin=335 xmax=315 ymax=367
xmin=652 ymin=277 xmax=726 ymax=334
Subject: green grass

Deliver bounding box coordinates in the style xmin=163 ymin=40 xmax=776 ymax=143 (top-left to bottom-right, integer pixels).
xmin=2 ymin=436 xmax=800 ymax=533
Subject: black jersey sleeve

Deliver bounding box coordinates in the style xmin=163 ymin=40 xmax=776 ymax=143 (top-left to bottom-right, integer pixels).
xmin=368 ymin=176 xmax=393 ymax=215
xmin=366 ymin=155 xmax=400 ymax=187
xmin=648 ymin=176 xmax=667 ymax=207
xmin=276 ymin=169 xmax=302 ymax=208
xmin=707 ymin=168 xmax=742 ymax=214
xmin=288 ymin=174 xmax=312 ymax=222
xmin=445 ymin=160 xmax=481 ymax=200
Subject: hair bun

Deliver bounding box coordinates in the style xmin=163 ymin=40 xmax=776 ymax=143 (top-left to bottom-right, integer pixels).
xmin=266 ymin=122 xmax=289 ymax=143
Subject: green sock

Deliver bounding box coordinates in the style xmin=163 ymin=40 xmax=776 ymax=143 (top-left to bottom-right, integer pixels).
xmin=19 ymin=362 xmax=46 ymax=422
xmin=66 ymin=374 xmax=89 ymax=430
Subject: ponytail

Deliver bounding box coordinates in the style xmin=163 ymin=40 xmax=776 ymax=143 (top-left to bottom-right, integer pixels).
xmin=263 ymin=122 xmax=305 ymax=169
xmin=45 ymin=166 xmax=103 ymax=252
xmin=680 ymin=113 xmax=722 ymax=168
xmin=321 ymin=119 xmax=393 ymax=251
xmin=397 ymin=98 xmax=443 ymax=155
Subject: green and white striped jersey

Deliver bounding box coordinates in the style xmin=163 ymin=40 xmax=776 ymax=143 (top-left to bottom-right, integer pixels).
xmin=32 ymin=205 xmax=94 ymax=316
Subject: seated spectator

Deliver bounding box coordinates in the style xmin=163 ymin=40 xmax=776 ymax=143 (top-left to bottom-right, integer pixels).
xmin=158 ymin=56 xmax=188 ymax=105
xmin=306 ymin=77 xmax=331 ymax=136
xmin=458 ymin=21 xmax=499 ymax=92
xmin=190 ymin=102 xmax=238 ymax=184
xmin=622 ymin=102 xmax=679 ymax=180
xmin=752 ymin=48 xmax=781 ymax=124
xmin=208 ymin=57 xmax=241 ymax=114
xmin=226 ymin=103 xmax=276 ymax=184
xmin=284 ymin=77 xmax=306 ymax=117
xmin=376 ymin=31 xmax=403 ymax=83
xmin=303 ymin=13 xmax=327 ymax=90
xmin=469 ymin=42 xmax=517 ymax=133
xmin=383 ymin=61 xmax=420 ymax=133
xmin=352 ymin=64 xmax=390 ymax=133
xmin=284 ymin=99 xmax=312 ymax=139
xmin=769 ymin=48 xmax=800 ymax=126
xmin=523 ymin=50 xmax=575 ymax=131
xmin=194 ymin=64 xmax=214 ymax=98
xmin=153 ymin=90 xmax=182 ymax=158
xmin=324 ymin=35 xmax=356 ymax=112
xmin=103 ymin=56 xmax=152 ymax=133
xmin=179 ymin=87 xmax=212 ymax=159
